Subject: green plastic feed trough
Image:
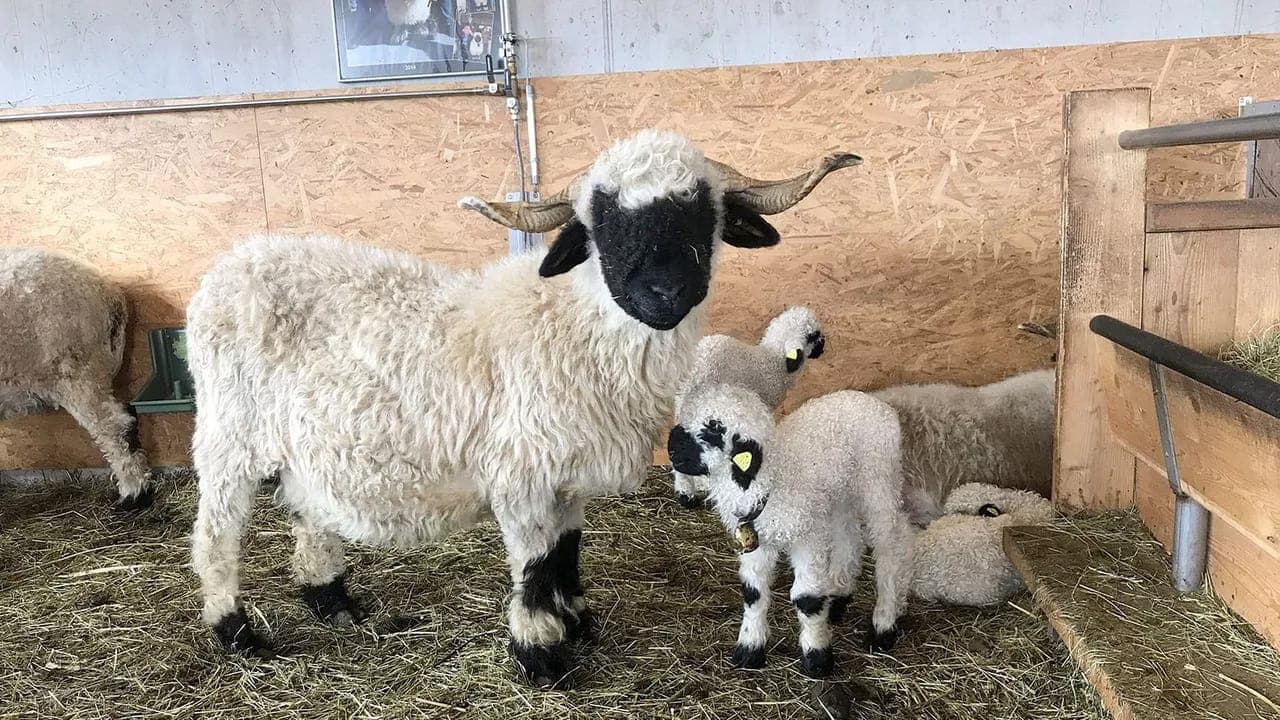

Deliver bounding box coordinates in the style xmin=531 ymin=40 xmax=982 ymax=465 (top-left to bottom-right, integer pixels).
xmin=130 ymin=328 xmax=195 ymax=414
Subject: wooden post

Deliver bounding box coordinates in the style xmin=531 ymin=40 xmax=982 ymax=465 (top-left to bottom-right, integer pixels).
xmin=1055 ymin=88 xmax=1151 ymax=511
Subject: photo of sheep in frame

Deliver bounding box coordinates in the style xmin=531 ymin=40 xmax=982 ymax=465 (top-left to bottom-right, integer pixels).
xmin=332 ymin=0 xmax=505 ymax=81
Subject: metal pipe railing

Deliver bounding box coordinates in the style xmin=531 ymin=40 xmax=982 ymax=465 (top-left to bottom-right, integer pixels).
xmin=0 ymin=85 xmax=505 ymax=124
xmin=1089 ymin=314 xmax=1280 ymax=418
xmin=1118 ymin=112 xmax=1280 ymax=149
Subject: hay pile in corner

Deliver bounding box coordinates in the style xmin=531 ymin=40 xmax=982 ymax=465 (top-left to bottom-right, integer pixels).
xmin=1221 ymin=327 xmax=1280 ymax=383
xmin=0 ymin=467 xmax=1106 ymax=719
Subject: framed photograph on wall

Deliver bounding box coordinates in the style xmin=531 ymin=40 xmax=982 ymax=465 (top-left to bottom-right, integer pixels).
xmin=332 ymin=0 xmax=505 ymax=82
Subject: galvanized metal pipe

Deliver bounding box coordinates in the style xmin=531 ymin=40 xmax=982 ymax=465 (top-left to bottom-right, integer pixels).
xmin=1172 ymin=494 xmax=1211 ymax=592
xmin=0 ymin=85 xmax=504 ymax=124
xmin=1119 ymin=112 xmax=1280 ymax=149
xmin=1148 ymin=361 xmax=1210 ymax=593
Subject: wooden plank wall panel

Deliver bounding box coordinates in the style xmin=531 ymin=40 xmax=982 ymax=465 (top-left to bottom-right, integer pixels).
xmin=1054 ymin=88 xmax=1149 ymax=511
xmin=1235 ymin=228 xmax=1280 ymax=337
xmin=0 ymin=109 xmax=264 ymax=466
xmin=3 ymin=35 xmax=1280 ymax=469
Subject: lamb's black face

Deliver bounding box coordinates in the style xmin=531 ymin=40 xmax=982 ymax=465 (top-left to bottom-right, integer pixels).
xmin=589 ymin=183 xmax=717 ymax=330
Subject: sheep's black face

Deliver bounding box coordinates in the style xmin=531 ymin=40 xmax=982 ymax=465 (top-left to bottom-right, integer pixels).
xmin=589 ymin=184 xmax=717 ymax=330
xmin=550 ymin=183 xmax=721 ymax=333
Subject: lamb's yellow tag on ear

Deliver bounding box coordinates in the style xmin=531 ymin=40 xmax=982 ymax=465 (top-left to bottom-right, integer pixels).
xmin=732 ymin=451 xmax=753 ymax=472
xmin=786 ymin=348 xmax=800 ymax=360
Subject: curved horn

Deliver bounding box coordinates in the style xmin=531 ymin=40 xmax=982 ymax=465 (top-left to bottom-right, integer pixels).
xmin=458 ymin=178 xmax=582 ymax=232
xmin=710 ymin=152 xmax=862 ymax=215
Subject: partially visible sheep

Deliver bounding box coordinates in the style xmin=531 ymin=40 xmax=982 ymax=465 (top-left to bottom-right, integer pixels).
xmin=911 ymin=483 xmax=1055 ymax=606
xmin=873 ymin=368 xmax=1054 ymax=526
xmin=671 ymin=306 xmax=824 ymax=508
xmin=0 ymin=248 xmax=152 ymax=509
xmin=669 ymin=384 xmax=913 ymax=677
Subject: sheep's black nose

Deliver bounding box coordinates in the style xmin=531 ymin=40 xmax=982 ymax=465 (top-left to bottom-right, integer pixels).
xmin=648 ymin=280 xmax=682 ymax=303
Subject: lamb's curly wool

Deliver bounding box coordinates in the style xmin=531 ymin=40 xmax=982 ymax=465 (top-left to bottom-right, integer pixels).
xmin=671 ymin=306 xmax=823 ymax=506
xmin=0 ymin=248 xmax=151 ymax=507
xmin=873 ymin=368 xmax=1055 ymax=525
xmin=911 ymin=483 xmax=1055 ymax=607
xmin=671 ymin=384 xmax=913 ymax=677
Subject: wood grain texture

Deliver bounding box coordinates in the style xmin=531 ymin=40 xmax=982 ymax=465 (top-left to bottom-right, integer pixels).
xmin=4 ymin=35 xmax=1280 ymax=469
xmin=1054 ymin=88 xmax=1149 ymax=511
xmin=1235 ymin=228 xmax=1280 ymax=337
xmin=1147 ymin=198 xmax=1280 ymax=233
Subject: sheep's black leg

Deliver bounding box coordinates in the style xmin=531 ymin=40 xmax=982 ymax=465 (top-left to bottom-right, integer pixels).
xmin=211 ymin=607 xmax=274 ymax=658
xmin=291 ymin=514 xmax=365 ymax=626
xmin=558 ymin=528 xmax=596 ymax=644
xmin=731 ymin=547 xmax=778 ymax=670
xmin=499 ymin=500 xmax=580 ymax=689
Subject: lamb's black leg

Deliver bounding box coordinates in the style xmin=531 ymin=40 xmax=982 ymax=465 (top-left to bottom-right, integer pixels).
xmin=300 ymin=575 xmax=367 ymax=625
xmin=211 ymin=607 xmax=274 ymax=659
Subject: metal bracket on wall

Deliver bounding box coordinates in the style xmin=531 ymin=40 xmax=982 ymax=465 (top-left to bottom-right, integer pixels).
xmin=1147 ymin=360 xmax=1210 ymax=593
xmin=506 ymin=191 xmax=543 ymax=255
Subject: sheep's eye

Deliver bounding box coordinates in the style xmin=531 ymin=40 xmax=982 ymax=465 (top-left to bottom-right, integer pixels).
xmin=978 ymin=504 xmax=1003 ymax=517
xmin=699 ymin=419 xmax=726 ymax=449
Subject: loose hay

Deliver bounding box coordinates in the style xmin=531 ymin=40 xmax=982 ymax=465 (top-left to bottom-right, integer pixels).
xmin=1220 ymin=326 xmax=1280 ymax=383
xmin=1 ymin=467 xmax=1107 ymax=719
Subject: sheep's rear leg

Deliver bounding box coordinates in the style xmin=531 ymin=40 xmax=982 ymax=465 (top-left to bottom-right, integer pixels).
xmin=495 ymin=495 xmax=582 ymax=688
xmin=865 ymin=508 xmax=914 ymax=652
xmin=790 ymin=544 xmax=838 ymax=678
xmin=291 ymin=514 xmax=365 ymax=626
xmin=192 ymin=456 xmax=271 ymax=658
xmin=58 ymin=380 xmax=152 ymax=509
xmin=731 ymin=546 xmax=779 ymax=670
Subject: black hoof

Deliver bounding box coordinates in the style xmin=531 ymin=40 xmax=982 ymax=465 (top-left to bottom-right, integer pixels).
xmin=566 ymin=605 xmax=596 ymax=644
xmin=300 ymin=577 xmax=367 ymax=625
xmin=115 ymin=486 xmax=156 ymax=512
xmin=675 ymin=493 xmax=704 ymax=510
xmin=511 ymin=640 xmax=573 ymax=689
xmin=212 ymin=608 xmax=274 ymax=659
xmin=730 ymin=643 xmax=766 ymax=669
xmin=800 ymin=647 xmax=835 ymax=678
xmin=828 ymin=595 xmax=851 ymax=625
xmin=866 ymin=621 xmax=901 ymax=653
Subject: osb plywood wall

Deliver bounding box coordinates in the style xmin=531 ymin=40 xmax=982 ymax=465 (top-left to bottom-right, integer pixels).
xmin=2 ymin=33 xmax=1279 ymax=469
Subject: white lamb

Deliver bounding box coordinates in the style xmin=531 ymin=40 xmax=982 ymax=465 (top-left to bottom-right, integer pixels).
xmin=912 ymin=482 xmax=1055 ymax=606
xmin=671 ymin=306 xmax=824 ymax=508
xmin=186 ymin=129 xmax=859 ymax=687
xmin=873 ymin=368 xmax=1055 ymax=526
xmin=0 ymin=248 xmax=152 ymax=509
xmin=669 ymin=384 xmax=913 ymax=678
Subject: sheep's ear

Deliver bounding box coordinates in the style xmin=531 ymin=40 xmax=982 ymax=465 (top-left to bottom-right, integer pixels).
xmin=721 ymin=198 xmax=780 ymax=248
xmin=729 ymin=435 xmax=763 ymax=490
xmin=539 ymin=220 xmax=591 ymax=277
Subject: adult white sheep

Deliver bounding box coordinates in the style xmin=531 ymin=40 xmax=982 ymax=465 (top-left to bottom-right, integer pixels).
xmin=671 ymin=305 xmax=825 ymax=508
xmin=873 ymin=368 xmax=1054 ymax=526
xmin=0 ymin=248 xmax=152 ymax=509
xmin=669 ymin=384 xmax=913 ymax=677
xmin=186 ymin=129 xmax=860 ymax=687
xmin=912 ymin=482 xmax=1054 ymax=606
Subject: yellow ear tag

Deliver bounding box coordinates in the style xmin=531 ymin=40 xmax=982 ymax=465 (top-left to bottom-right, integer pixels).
xmin=785 ymin=348 xmax=800 ymax=360
xmin=732 ymin=451 xmax=753 ymax=472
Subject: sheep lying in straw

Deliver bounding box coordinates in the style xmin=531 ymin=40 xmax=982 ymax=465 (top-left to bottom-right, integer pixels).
xmin=873 ymin=368 xmax=1055 ymax=526
xmin=186 ymin=129 xmax=859 ymax=686
xmin=671 ymin=306 xmax=824 ymax=508
xmin=0 ymin=248 xmax=152 ymax=509
xmin=669 ymin=384 xmax=913 ymax=677
xmin=912 ymin=483 xmax=1055 ymax=606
